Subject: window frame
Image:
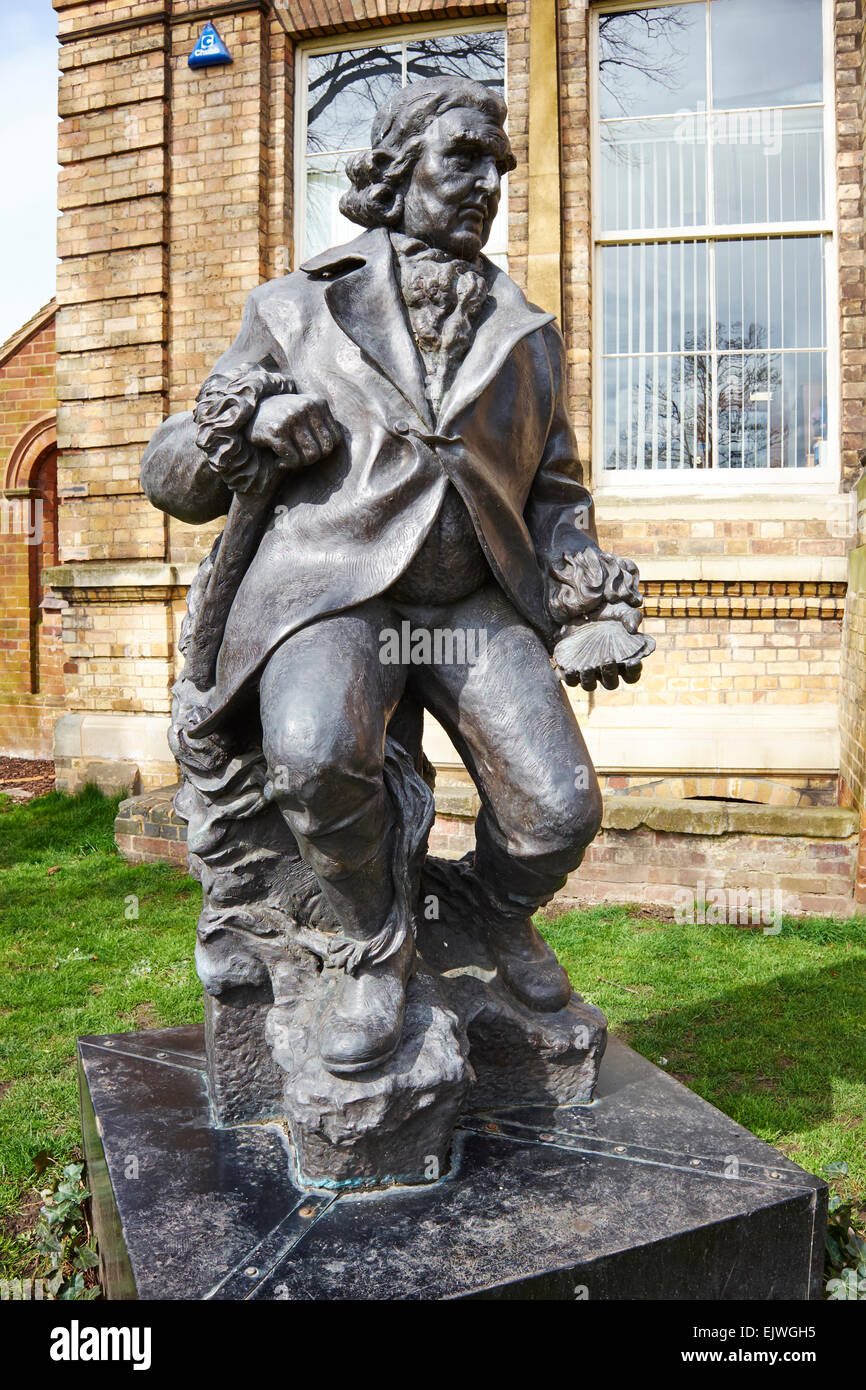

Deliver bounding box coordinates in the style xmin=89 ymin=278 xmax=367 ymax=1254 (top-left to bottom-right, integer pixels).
xmin=293 ymin=18 xmax=510 ymax=275
xmin=589 ymin=0 xmax=840 ymax=495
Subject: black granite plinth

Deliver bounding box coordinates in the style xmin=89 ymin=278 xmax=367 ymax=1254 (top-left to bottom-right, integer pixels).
xmin=78 ymin=1026 xmax=826 ymax=1300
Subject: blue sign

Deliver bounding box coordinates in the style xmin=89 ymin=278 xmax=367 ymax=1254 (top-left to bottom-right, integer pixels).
xmin=188 ymin=22 xmax=232 ymax=69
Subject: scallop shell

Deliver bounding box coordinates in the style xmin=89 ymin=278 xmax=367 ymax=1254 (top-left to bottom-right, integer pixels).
xmin=553 ymin=620 xmax=656 ymax=675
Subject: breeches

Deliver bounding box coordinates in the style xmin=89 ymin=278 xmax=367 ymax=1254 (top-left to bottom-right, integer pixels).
xmin=259 ymin=585 xmax=602 ymax=932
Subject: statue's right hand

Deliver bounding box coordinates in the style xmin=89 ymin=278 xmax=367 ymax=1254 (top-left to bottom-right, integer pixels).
xmin=247 ymin=393 xmax=341 ymax=469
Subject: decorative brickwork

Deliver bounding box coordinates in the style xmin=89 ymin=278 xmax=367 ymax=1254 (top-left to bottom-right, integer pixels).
xmin=640 ymin=583 xmax=847 ymax=621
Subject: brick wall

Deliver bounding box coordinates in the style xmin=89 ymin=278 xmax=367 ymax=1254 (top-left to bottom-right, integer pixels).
xmin=48 ymin=0 xmax=866 ymax=812
xmin=841 ymin=576 xmax=866 ymax=806
xmin=601 ymin=616 xmax=842 ymax=708
xmin=117 ymin=782 xmax=862 ymax=918
xmin=0 ymin=316 xmax=56 ymax=466
xmin=837 ymin=0 xmax=866 ymax=488
xmin=0 ymin=306 xmax=64 ymax=757
xmin=166 ymin=5 xmax=285 ymax=566
xmin=558 ymin=0 xmax=590 ymax=461
xmin=503 ymin=0 xmax=528 ymax=294
xmin=430 ymin=795 xmax=860 ymax=918
xmin=840 ymin=475 xmax=866 ymax=901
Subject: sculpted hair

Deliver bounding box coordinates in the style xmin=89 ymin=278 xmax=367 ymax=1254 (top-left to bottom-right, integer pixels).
xmin=339 ymin=76 xmax=515 ymax=230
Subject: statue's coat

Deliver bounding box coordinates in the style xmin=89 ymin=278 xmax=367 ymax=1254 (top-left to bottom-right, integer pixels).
xmin=141 ymin=227 xmax=597 ymax=726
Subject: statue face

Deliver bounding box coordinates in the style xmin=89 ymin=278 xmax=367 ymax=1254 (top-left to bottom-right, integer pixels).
xmin=400 ymin=106 xmax=509 ymax=260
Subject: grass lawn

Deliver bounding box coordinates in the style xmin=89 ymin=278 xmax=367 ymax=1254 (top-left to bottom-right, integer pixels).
xmin=0 ymin=787 xmax=201 ymax=1280
xmin=0 ymin=787 xmax=864 ymax=1285
xmin=542 ymin=906 xmax=866 ymax=1207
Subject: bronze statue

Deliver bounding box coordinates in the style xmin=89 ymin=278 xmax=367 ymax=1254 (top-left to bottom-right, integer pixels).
xmin=141 ymin=77 xmax=653 ymax=1186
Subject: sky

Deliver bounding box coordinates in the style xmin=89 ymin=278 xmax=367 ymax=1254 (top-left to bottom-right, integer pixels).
xmin=0 ymin=1 xmax=59 ymax=346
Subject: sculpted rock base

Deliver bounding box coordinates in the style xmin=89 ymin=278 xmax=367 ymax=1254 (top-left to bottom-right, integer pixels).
xmin=201 ymin=885 xmax=607 ymax=1188
xmin=181 ymin=700 xmax=607 ymax=1188
xmin=268 ymin=970 xmax=471 ymax=1189
xmin=418 ymin=859 xmax=607 ymax=1110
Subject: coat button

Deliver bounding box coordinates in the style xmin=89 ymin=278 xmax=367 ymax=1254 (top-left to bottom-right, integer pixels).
xmin=393 ymin=419 xmax=411 ymax=434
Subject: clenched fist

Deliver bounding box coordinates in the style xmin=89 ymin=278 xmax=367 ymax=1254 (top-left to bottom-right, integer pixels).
xmin=248 ymin=393 xmax=342 ymax=469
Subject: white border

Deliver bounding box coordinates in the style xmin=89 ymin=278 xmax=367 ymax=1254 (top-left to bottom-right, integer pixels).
xmin=589 ymin=0 xmax=840 ymax=497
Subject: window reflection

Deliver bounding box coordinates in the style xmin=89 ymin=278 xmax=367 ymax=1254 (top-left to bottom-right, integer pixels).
xmin=600 ymin=117 xmax=707 ymax=232
xmin=604 ymin=347 xmax=826 ymax=471
xmin=714 ymin=238 xmax=825 ymax=352
xmin=602 ymin=242 xmax=709 ymax=355
xmin=406 ymin=32 xmax=505 ymax=93
xmin=711 ymin=0 xmax=823 ymax=110
xmin=304 ymin=154 xmax=357 ymax=262
xmin=598 ymin=5 xmax=706 ymax=119
xmin=307 ymin=46 xmax=402 ymax=154
xmin=713 ymin=108 xmax=823 ymax=225
xmin=602 ymin=238 xmax=827 ymax=470
xmin=598 ymin=0 xmax=828 ymax=476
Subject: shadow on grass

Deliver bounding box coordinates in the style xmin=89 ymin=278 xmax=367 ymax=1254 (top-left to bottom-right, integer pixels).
xmin=611 ymin=956 xmax=866 ymax=1177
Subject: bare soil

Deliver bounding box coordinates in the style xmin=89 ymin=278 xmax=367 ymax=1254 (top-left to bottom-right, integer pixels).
xmin=0 ymin=757 xmax=55 ymax=803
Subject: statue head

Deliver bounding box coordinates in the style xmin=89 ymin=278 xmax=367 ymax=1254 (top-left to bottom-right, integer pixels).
xmin=340 ymin=76 xmax=516 ymax=261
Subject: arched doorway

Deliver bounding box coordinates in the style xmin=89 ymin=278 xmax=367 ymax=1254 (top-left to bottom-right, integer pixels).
xmin=1 ymin=415 xmax=63 ymax=754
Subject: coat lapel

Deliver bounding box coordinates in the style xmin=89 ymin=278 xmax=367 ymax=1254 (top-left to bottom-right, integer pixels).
xmin=305 ymin=228 xmax=432 ymax=427
xmin=436 ymin=262 xmax=555 ymax=431
xmin=302 ymin=231 xmax=555 ymax=434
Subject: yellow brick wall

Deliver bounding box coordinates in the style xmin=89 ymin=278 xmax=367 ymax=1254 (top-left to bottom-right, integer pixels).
xmin=56 ymin=1 xmax=169 ymax=551
xmin=60 ymin=597 xmax=174 ymax=715
xmin=604 ymin=617 xmax=842 ymax=708
xmin=840 ymin=483 xmax=866 ymax=878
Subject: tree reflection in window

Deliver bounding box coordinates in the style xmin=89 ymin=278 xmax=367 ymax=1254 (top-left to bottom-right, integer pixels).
xmin=305 ymin=33 xmax=506 ymax=155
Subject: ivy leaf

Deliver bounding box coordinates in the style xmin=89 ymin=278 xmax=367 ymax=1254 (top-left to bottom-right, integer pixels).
xmin=826 ymin=1274 xmax=856 ymax=1300
xmin=822 ymin=1161 xmax=849 ymax=1179
xmin=59 ymin=1275 xmax=87 ymax=1301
